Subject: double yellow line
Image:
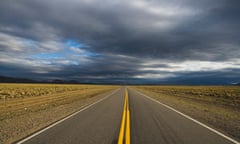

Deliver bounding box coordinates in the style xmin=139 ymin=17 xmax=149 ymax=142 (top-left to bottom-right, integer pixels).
xmin=118 ymin=89 xmax=131 ymax=144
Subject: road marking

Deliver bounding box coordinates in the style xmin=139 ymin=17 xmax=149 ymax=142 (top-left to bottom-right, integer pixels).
xmin=118 ymin=89 xmax=131 ymax=144
xmin=133 ymin=89 xmax=240 ymax=144
xmin=126 ymin=91 xmax=131 ymax=144
xmin=16 ymin=88 xmax=120 ymax=144
xmin=118 ymin=90 xmax=127 ymax=144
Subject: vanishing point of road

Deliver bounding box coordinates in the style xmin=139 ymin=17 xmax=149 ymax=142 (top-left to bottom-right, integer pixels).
xmin=17 ymin=87 xmax=239 ymax=144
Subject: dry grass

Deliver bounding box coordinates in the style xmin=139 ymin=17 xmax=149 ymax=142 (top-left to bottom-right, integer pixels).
xmin=0 ymin=83 xmax=118 ymax=144
xmin=132 ymin=86 xmax=240 ymax=140
xmin=0 ymin=84 xmax=105 ymax=99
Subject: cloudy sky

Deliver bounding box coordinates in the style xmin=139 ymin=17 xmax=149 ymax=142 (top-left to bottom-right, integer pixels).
xmin=0 ymin=0 xmax=240 ymax=84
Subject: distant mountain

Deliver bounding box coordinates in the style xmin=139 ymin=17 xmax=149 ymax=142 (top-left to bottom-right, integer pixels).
xmin=0 ymin=76 xmax=80 ymax=84
xmin=51 ymin=79 xmax=79 ymax=84
xmin=1 ymin=75 xmax=238 ymax=85
xmin=0 ymin=76 xmax=37 ymax=83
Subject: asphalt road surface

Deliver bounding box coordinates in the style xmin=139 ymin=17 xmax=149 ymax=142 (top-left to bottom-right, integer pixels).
xmin=18 ymin=87 xmax=238 ymax=144
xmin=128 ymin=88 xmax=237 ymax=144
xmin=19 ymin=88 xmax=125 ymax=144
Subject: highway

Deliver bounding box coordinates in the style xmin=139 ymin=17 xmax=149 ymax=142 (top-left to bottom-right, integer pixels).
xmin=128 ymin=88 xmax=237 ymax=144
xmin=17 ymin=87 xmax=239 ymax=144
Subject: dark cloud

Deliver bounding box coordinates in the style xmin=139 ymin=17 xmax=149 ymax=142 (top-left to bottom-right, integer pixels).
xmin=0 ymin=0 xmax=240 ymax=84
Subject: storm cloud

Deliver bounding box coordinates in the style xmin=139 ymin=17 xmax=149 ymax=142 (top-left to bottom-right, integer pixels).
xmin=0 ymin=0 xmax=240 ymax=84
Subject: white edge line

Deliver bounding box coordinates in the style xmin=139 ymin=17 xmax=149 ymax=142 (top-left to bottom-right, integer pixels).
xmin=132 ymin=88 xmax=240 ymax=144
xmin=16 ymin=88 xmax=120 ymax=144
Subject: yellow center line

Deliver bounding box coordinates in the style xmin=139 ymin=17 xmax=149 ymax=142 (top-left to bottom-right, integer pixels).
xmin=118 ymin=89 xmax=131 ymax=144
xmin=126 ymin=90 xmax=131 ymax=144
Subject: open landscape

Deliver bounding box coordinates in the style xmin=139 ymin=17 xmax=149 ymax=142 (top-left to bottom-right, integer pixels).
xmin=1 ymin=84 xmax=239 ymax=144
xmin=0 ymin=83 xmax=118 ymax=144
xmin=1 ymin=0 xmax=240 ymax=143
xmin=132 ymin=86 xmax=240 ymax=141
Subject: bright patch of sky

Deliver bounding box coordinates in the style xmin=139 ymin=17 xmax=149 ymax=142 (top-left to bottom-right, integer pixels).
xmin=30 ymin=53 xmax=64 ymax=59
xmin=27 ymin=39 xmax=100 ymax=66
xmin=65 ymin=39 xmax=100 ymax=57
xmin=65 ymin=39 xmax=87 ymax=48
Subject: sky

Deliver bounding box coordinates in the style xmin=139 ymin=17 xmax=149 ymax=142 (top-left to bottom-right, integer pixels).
xmin=0 ymin=0 xmax=240 ymax=84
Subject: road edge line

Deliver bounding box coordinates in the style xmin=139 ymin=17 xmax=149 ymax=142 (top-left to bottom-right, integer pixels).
xmin=16 ymin=88 xmax=120 ymax=144
xmin=132 ymin=88 xmax=240 ymax=144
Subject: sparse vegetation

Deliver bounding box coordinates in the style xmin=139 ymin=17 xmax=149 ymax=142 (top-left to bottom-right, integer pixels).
xmin=0 ymin=83 xmax=118 ymax=144
xmin=0 ymin=84 xmax=95 ymax=99
xmin=132 ymin=86 xmax=240 ymax=140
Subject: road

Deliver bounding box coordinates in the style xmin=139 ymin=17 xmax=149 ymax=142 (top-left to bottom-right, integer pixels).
xmin=128 ymin=88 xmax=237 ymax=144
xmin=17 ymin=87 xmax=238 ymax=144
xmin=18 ymin=88 xmax=125 ymax=144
